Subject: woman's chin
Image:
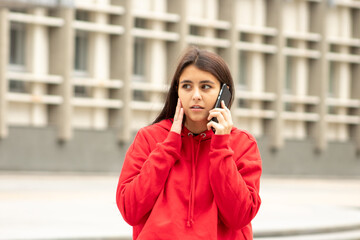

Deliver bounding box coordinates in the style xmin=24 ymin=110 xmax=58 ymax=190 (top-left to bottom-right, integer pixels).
xmin=185 ymin=117 xmax=208 ymax=128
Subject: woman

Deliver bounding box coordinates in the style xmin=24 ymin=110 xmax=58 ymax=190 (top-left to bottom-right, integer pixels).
xmin=116 ymin=47 xmax=262 ymax=240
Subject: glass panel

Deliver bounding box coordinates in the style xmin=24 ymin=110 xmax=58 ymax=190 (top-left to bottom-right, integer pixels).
xmin=75 ymin=10 xmax=89 ymax=21
xmin=133 ymin=38 xmax=146 ymax=77
xmin=238 ymin=51 xmax=247 ymax=90
xmin=285 ymin=56 xmax=293 ymax=93
xmin=135 ymin=18 xmax=147 ymax=28
xmin=74 ymin=30 xmax=88 ymax=72
xmin=74 ymin=86 xmax=88 ymax=97
xmin=328 ymin=62 xmax=335 ymax=97
xmin=9 ymin=80 xmax=27 ymax=93
xmin=9 ymin=22 xmax=26 ymax=66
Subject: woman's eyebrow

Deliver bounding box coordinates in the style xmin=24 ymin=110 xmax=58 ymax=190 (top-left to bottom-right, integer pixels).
xmin=179 ymin=79 xmax=216 ymax=84
xmin=179 ymin=80 xmax=192 ymax=84
xmin=200 ymin=80 xmax=216 ymax=84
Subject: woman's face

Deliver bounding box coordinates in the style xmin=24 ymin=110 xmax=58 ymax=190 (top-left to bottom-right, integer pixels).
xmin=178 ymin=65 xmax=221 ymax=133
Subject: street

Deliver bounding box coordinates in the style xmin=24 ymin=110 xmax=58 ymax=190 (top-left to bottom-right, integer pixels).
xmin=0 ymin=173 xmax=360 ymax=240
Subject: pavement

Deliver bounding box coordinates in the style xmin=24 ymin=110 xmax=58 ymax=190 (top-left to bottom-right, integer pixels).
xmin=0 ymin=172 xmax=360 ymax=240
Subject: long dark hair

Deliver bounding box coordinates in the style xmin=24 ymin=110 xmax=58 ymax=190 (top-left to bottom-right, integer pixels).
xmin=153 ymin=46 xmax=235 ymax=124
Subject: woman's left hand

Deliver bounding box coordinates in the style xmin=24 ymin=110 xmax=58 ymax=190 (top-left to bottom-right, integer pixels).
xmin=207 ymin=100 xmax=233 ymax=135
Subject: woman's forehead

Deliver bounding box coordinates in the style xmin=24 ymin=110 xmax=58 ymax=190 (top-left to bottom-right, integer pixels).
xmin=179 ymin=65 xmax=219 ymax=82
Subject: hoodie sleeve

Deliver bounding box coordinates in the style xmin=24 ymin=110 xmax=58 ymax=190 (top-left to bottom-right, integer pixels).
xmin=209 ymin=131 xmax=262 ymax=230
xmin=116 ymin=128 xmax=181 ymax=226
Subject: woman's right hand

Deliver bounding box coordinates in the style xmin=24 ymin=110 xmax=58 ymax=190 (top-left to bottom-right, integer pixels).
xmin=170 ymin=98 xmax=184 ymax=134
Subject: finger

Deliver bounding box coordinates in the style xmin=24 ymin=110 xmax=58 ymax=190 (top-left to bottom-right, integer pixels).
xmin=220 ymin=100 xmax=230 ymax=114
xmin=171 ymin=99 xmax=184 ymax=134
xmin=178 ymin=100 xmax=183 ymax=121
xmin=207 ymin=109 xmax=225 ymax=121
xmin=220 ymin=100 xmax=232 ymax=123
xmin=178 ymin=107 xmax=184 ymax=123
xmin=211 ymin=112 xmax=226 ymax=125
xmin=207 ymin=121 xmax=225 ymax=134
xmin=208 ymin=108 xmax=221 ymax=120
xmin=208 ymin=110 xmax=232 ymax=133
xmin=174 ymin=98 xmax=181 ymax=120
xmin=207 ymin=121 xmax=218 ymax=131
xmin=207 ymin=121 xmax=214 ymax=131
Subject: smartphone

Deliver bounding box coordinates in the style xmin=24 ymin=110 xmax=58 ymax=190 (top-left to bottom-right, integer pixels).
xmin=211 ymin=83 xmax=232 ymax=123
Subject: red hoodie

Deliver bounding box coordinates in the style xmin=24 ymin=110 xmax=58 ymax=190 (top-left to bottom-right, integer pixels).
xmin=116 ymin=119 xmax=262 ymax=240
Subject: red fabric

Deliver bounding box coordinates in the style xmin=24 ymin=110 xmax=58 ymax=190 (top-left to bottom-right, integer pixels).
xmin=116 ymin=119 xmax=262 ymax=240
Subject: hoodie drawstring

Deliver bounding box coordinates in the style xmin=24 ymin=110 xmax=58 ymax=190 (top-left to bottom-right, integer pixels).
xmin=186 ymin=132 xmax=205 ymax=227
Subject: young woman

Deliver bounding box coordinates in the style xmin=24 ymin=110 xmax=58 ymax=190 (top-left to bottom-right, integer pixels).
xmin=116 ymin=47 xmax=262 ymax=240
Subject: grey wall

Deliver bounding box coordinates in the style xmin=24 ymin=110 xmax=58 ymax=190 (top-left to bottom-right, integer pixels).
xmin=0 ymin=127 xmax=128 ymax=173
xmin=0 ymin=127 xmax=359 ymax=177
xmin=259 ymin=137 xmax=360 ymax=177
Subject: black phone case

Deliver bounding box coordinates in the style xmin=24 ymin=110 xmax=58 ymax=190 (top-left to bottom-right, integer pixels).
xmin=211 ymin=84 xmax=231 ymax=123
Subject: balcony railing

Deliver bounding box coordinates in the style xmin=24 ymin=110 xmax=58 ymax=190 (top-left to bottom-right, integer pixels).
xmin=0 ymin=0 xmax=74 ymax=8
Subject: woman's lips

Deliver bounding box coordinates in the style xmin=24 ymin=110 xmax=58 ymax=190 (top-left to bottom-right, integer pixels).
xmin=190 ymin=105 xmax=204 ymax=111
xmin=190 ymin=105 xmax=204 ymax=109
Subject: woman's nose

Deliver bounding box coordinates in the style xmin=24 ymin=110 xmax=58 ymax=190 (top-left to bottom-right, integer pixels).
xmin=192 ymin=88 xmax=201 ymax=100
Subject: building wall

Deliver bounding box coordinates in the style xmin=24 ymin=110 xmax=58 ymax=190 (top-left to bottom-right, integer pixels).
xmin=0 ymin=0 xmax=359 ymax=175
xmin=0 ymin=126 xmax=359 ymax=177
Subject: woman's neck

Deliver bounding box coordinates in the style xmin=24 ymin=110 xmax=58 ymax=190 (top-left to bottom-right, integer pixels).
xmin=184 ymin=120 xmax=208 ymax=134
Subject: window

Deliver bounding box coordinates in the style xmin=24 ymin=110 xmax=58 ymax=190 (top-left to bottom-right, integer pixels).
xmin=285 ymin=56 xmax=294 ymax=94
xmin=190 ymin=26 xmax=201 ymax=36
xmin=9 ymin=80 xmax=27 ymax=93
xmin=9 ymin=22 xmax=27 ymax=93
xmin=75 ymin=10 xmax=89 ymax=21
xmin=133 ymin=38 xmax=146 ymax=77
xmin=9 ymin=22 xmax=26 ymax=69
xmin=74 ymin=85 xmax=88 ymax=97
xmin=74 ymin=29 xmax=89 ymax=97
xmin=74 ymin=30 xmax=89 ymax=73
xmin=135 ymin=18 xmax=147 ymax=28
xmin=328 ymin=62 xmax=336 ymax=97
xmin=238 ymin=51 xmax=248 ymax=90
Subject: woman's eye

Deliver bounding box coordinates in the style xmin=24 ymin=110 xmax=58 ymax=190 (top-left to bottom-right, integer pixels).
xmin=202 ymin=85 xmax=211 ymax=90
xmin=181 ymin=84 xmax=191 ymax=89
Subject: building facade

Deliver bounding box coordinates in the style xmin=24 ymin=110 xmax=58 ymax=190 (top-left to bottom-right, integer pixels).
xmin=0 ymin=0 xmax=359 ymax=175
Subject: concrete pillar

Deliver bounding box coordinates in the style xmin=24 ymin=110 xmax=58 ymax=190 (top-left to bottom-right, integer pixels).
xmin=148 ymin=0 xmax=167 ymax=120
xmin=294 ymin=0 xmax=308 ymax=139
xmin=315 ymin=1 xmax=329 ymax=151
xmin=91 ymin=11 xmax=110 ymax=130
xmin=353 ymin=9 xmax=360 ymax=154
xmin=148 ymin=0 xmax=166 ymax=87
xmin=336 ymin=7 xmax=351 ymax=142
xmin=218 ymin=0 xmax=238 ymax=126
xmin=294 ymin=41 xmax=307 ymax=139
xmin=28 ymin=8 xmax=48 ymax=127
xmin=112 ymin=0 xmax=133 ymax=143
xmin=248 ymin=38 xmax=264 ymax=136
xmin=249 ymin=0 xmax=265 ymax=136
xmin=354 ymin=62 xmax=360 ymax=154
xmin=201 ymin=0 xmax=217 ymax=52
xmin=337 ymin=47 xmax=350 ymax=141
xmin=166 ymin=0 xmax=188 ymax=80
xmin=50 ymin=7 xmax=75 ymax=141
xmin=267 ymin=0 xmax=285 ymax=150
xmin=0 ymin=8 xmax=9 ymax=139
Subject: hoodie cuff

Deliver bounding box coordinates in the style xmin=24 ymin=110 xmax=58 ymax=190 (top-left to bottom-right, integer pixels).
xmin=163 ymin=131 xmax=182 ymax=157
xmin=211 ymin=134 xmax=231 ymax=150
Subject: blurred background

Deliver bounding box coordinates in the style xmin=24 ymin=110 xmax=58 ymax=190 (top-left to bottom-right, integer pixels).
xmin=0 ymin=0 xmax=359 ymax=239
